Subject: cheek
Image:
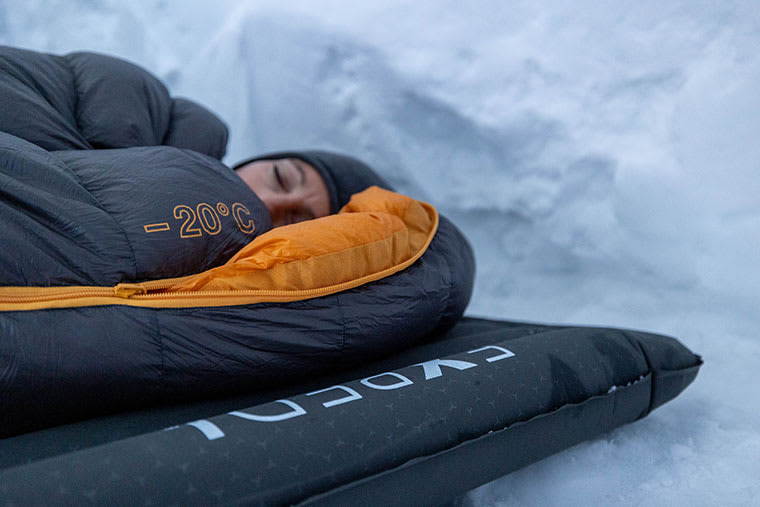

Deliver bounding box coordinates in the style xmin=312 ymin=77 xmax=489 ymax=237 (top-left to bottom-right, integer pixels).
xmin=319 ymin=195 xmax=330 ymax=217
xmin=309 ymin=186 xmax=331 ymax=217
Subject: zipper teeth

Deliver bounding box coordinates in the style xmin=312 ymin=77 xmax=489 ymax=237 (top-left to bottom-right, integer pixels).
xmin=135 ymin=287 xmax=337 ymax=299
xmin=0 ymin=287 xmax=333 ymax=303
xmin=0 ymin=290 xmax=113 ymax=302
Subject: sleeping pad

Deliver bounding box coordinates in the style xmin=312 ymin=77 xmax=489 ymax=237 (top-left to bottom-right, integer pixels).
xmin=0 ymin=45 xmax=701 ymax=506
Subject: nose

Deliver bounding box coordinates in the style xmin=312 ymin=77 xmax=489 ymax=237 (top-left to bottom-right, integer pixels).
xmin=261 ymin=193 xmax=296 ymax=226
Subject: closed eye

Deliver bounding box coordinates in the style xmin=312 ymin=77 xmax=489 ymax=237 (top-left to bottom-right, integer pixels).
xmin=273 ymin=163 xmax=286 ymax=190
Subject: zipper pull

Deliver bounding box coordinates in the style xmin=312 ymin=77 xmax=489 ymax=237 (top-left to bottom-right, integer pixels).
xmin=114 ymin=283 xmax=148 ymax=298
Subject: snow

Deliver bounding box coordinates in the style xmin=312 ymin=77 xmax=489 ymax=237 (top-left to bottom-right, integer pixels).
xmin=2 ymin=1 xmax=758 ymax=505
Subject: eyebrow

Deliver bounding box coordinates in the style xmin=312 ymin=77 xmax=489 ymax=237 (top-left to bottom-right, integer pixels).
xmin=291 ymin=159 xmax=306 ymax=186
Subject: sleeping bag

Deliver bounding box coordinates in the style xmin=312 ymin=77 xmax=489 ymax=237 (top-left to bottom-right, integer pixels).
xmin=0 ymin=45 xmax=474 ymax=437
xmin=0 ymin=45 xmax=701 ymax=506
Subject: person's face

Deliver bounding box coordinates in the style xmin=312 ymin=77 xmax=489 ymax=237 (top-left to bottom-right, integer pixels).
xmin=237 ymin=158 xmax=331 ymax=227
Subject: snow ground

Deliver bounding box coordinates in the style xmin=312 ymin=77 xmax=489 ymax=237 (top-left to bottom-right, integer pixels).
xmin=1 ymin=1 xmax=758 ymax=505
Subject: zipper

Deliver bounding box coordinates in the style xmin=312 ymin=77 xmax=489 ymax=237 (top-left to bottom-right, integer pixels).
xmin=0 ymin=281 xmax=375 ymax=303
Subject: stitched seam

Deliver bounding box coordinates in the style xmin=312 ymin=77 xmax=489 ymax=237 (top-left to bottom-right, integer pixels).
xmin=160 ymin=100 xmax=175 ymax=146
xmin=439 ymin=232 xmax=455 ymax=328
xmin=619 ymin=330 xmax=656 ymax=416
xmin=62 ymin=55 xmax=85 ymax=139
xmin=336 ymin=293 xmax=347 ymax=353
xmin=153 ymin=311 xmax=166 ymax=395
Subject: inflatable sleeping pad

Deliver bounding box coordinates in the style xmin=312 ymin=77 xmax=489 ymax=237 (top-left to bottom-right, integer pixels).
xmin=0 ymin=317 xmax=701 ymax=505
xmin=0 ymin=46 xmax=702 ymax=505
